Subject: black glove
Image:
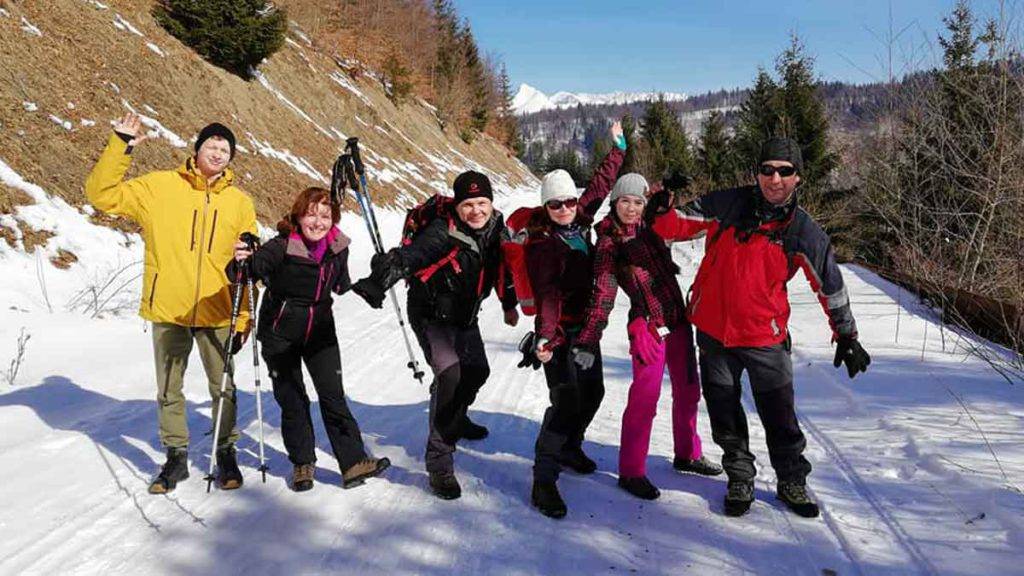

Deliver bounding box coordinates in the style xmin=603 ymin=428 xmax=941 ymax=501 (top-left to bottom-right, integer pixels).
xmin=644 ymin=189 xmax=673 ymax=225
xmin=351 ymin=277 xmax=386 ymax=309
xmin=662 ymin=168 xmax=690 ymax=191
xmin=230 ymin=331 xmax=248 ymax=355
xmin=833 ymin=335 xmax=870 ymax=378
xmin=370 ymin=249 xmax=407 ymax=291
xmin=517 ymin=331 xmax=542 ymax=370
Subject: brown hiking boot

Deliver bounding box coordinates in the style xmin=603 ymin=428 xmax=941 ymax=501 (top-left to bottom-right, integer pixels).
xmin=342 ymin=457 xmax=391 ymax=489
xmin=292 ymin=464 xmax=315 ymax=492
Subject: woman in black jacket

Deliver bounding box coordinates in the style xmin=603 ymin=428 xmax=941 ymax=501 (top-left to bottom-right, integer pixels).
xmin=229 ymin=187 xmax=389 ymax=492
xmin=352 ymin=171 xmax=518 ymax=501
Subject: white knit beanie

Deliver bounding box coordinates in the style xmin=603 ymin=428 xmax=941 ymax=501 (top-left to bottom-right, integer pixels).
xmin=610 ymin=173 xmax=649 ymax=203
xmin=540 ymin=169 xmax=578 ymax=204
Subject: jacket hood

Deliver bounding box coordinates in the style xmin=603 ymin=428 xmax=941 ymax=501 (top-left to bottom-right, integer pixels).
xmin=177 ymin=157 xmax=235 ymax=193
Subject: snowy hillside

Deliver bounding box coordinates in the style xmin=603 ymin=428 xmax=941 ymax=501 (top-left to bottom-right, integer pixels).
xmin=0 ymin=166 xmax=1022 ymax=575
xmin=512 ymin=83 xmax=687 ymax=115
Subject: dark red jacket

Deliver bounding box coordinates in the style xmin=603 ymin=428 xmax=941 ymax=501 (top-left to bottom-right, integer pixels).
xmin=652 ymin=186 xmax=857 ymax=348
xmin=525 ymin=147 xmax=624 ymax=349
xmin=577 ymin=217 xmax=687 ymax=348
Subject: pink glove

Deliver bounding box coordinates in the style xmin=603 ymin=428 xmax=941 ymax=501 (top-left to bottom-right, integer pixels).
xmin=628 ymin=317 xmax=664 ymax=365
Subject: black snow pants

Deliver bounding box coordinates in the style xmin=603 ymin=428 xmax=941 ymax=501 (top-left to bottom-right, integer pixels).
xmin=533 ymin=331 xmax=605 ymax=483
xmin=263 ymin=338 xmax=368 ymax=472
xmin=410 ymin=314 xmax=490 ymax=475
xmin=696 ymin=330 xmax=811 ymax=484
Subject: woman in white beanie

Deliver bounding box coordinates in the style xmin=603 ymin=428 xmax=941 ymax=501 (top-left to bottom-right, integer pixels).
xmin=576 ymin=173 xmax=721 ymax=501
xmin=520 ymin=121 xmax=625 ymax=518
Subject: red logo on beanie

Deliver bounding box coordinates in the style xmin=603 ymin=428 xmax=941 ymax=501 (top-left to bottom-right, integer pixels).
xmin=470 ymin=183 xmax=479 ymax=193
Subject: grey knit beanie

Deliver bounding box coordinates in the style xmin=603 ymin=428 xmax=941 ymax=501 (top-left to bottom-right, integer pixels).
xmin=610 ymin=173 xmax=649 ymax=203
xmin=540 ymin=169 xmax=578 ymax=204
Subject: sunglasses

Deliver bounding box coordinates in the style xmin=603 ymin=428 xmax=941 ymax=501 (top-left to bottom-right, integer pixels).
xmin=758 ymin=164 xmax=797 ymax=178
xmin=545 ymin=198 xmax=579 ymax=211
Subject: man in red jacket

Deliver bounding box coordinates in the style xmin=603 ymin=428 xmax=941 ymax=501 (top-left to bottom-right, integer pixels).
xmin=650 ymin=137 xmax=871 ymax=518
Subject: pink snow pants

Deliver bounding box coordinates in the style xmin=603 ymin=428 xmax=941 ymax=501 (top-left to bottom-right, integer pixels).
xmin=619 ymin=324 xmax=703 ymax=478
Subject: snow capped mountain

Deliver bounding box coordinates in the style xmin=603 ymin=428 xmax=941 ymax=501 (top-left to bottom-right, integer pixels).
xmin=512 ymin=83 xmax=687 ymax=115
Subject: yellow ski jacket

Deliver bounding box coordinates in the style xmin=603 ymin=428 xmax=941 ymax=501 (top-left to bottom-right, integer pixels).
xmin=85 ymin=133 xmax=258 ymax=331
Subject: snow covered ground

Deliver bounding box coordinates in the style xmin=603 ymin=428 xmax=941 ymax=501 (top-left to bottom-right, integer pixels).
xmin=0 ymin=178 xmax=1022 ymax=575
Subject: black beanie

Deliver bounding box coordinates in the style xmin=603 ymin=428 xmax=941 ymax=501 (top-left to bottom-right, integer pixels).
xmin=759 ymin=137 xmax=803 ymax=173
xmin=452 ymin=171 xmax=493 ymax=204
xmin=195 ymin=123 xmax=236 ymax=159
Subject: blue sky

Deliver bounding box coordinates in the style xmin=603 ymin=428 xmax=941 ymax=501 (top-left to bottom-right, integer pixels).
xmin=455 ymin=0 xmax=996 ymax=95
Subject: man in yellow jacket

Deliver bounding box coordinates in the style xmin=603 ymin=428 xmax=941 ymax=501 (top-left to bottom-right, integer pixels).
xmin=85 ymin=113 xmax=258 ymax=494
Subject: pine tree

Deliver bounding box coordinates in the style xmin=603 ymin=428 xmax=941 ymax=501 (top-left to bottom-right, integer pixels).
xmin=733 ymin=67 xmax=780 ymax=173
xmin=381 ymin=51 xmax=414 ymax=105
xmin=640 ymin=95 xmax=693 ymax=179
xmin=459 ymin=20 xmax=489 ymax=141
xmin=776 ymin=34 xmax=836 ymax=193
xmin=697 ymin=110 xmax=736 ymax=190
xmin=153 ymin=0 xmax=287 ymax=80
xmin=621 ymin=113 xmax=641 ymax=174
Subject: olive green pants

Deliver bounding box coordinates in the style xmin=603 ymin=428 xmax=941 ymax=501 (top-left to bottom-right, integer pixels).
xmin=153 ymin=323 xmax=238 ymax=449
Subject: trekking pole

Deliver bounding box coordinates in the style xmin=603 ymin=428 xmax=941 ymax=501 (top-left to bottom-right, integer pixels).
xmin=341 ymin=145 xmax=426 ymax=383
xmin=331 ymin=154 xmax=347 ymax=207
xmin=240 ymin=233 xmax=269 ymax=483
xmin=205 ymin=266 xmax=246 ymax=492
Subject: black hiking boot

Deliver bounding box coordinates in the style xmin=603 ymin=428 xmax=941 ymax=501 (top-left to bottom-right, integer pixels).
xmin=216 ymin=445 xmax=243 ymax=490
xmin=557 ymin=447 xmax=597 ymax=474
xmin=148 ymin=447 xmax=189 ymax=494
xmin=673 ymin=455 xmax=724 ymax=477
xmin=531 ymin=481 xmax=568 ymax=519
xmin=724 ymin=480 xmax=755 ymax=517
xmin=777 ymin=481 xmax=820 ymax=518
xmin=618 ymin=476 xmax=661 ymax=500
xmin=292 ymin=463 xmax=315 ymax=492
xmin=342 ymin=457 xmax=391 ymax=489
xmin=429 ymin=471 xmax=462 ymax=500
xmin=459 ymin=415 xmax=489 ymax=441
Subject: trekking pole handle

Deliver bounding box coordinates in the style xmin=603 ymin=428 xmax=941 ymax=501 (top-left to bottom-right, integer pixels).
xmin=345 ymin=137 xmax=365 ymax=176
xmin=342 ymin=154 xmax=359 ymax=192
xmin=330 ymin=155 xmax=347 ymax=205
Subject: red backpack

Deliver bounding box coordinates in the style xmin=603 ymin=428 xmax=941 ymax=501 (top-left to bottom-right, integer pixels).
xmin=502 ymin=206 xmax=540 ymax=316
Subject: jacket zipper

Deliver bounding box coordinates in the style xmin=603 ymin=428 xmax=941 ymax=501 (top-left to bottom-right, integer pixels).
xmin=190 ymin=185 xmax=210 ymax=327
xmin=189 ymin=210 xmax=197 ymax=251
xmin=273 ymin=299 xmax=287 ymax=331
xmin=206 ymin=210 xmax=219 ymax=253
xmin=304 ymin=264 xmax=326 ymax=344
xmin=148 ymin=273 xmax=159 ymax=308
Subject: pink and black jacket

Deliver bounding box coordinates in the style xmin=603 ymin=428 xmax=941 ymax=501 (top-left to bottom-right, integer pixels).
xmin=651 ymin=186 xmax=857 ymax=348
xmin=226 ymin=228 xmax=352 ymax=354
xmin=576 ymin=216 xmax=687 ymax=348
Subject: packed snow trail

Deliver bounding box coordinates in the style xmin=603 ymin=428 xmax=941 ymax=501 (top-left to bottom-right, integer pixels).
xmin=1 ymin=193 xmax=1022 ymax=575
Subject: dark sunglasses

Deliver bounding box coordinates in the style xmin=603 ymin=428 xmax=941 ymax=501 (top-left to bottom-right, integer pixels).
xmin=545 ymin=198 xmax=579 ymax=211
xmin=758 ymin=164 xmax=797 ymax=178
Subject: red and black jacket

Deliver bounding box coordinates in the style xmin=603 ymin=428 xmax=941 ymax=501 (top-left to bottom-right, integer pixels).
xmin=226 ymin=228 xmax=351 ymax=354
xmin=524 ymin=147 xmax=624 ymax=350
xmin=652 ymin=186 xmax=857 ymax=348
xmin=576 ymin=216 xmax=687 ymax=348
xmin=399 ymin=210 xmax=517 ymax=328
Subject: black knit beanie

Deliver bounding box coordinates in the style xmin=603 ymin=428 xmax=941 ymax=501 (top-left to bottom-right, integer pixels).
xmin=195 ymin=123 xmax=236 ymax=159
xmin=452 ymin=171 xmax=493 ymax=204
xmin=759 ymin=137 xmax=803 ymax=173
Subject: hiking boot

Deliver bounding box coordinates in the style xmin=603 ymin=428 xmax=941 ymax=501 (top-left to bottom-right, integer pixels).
xmin=724 ymin=480 xmax=755 ymax=517
xmin=618 ymin=476 xmax=661 ymax=500
xmin=342 ymin=457 xmax=391 ymax=489
xmin=292 ymin=463 xmax=315 ymax=492
xmin=531 ymin=481 xmax=567 ymax=519
xmin=459 ymin=415 xmax=489 ymax=441
xmin=557 ymin=447 xmax=597 ymax=475
xmin=148 ymin=447 xmax=189 ymax=494
xmin=777 ymin=481 xmax=820 ymax=518
xmin=673 ymin=455 xmax=724 ymax=477
xmin=429 ymin=471 xmax=462 ymax=500
xmin=216 ymin=445 xmax=243 ymax=490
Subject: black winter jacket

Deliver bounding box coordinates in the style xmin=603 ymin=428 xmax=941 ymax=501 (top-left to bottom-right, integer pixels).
xmin=226 ymin=229 xmax=352 ymax=354
xmin=399 ymin=211 xmax=517 ymax=327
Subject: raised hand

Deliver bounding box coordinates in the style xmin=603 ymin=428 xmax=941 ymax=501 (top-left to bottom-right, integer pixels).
xmin=112 ymin=112 xmax=149 ymax=147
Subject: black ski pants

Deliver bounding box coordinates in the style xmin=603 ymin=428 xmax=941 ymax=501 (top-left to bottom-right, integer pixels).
xmin=263 ymin=338 xmax=367 ymax=472
xmin=411 ymin=315 xmax=490 ymax=475
xmin=696 ymin=330 xmax=811 ymax=484
xmin=534 ymin=331 xmax=605 ymax=483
